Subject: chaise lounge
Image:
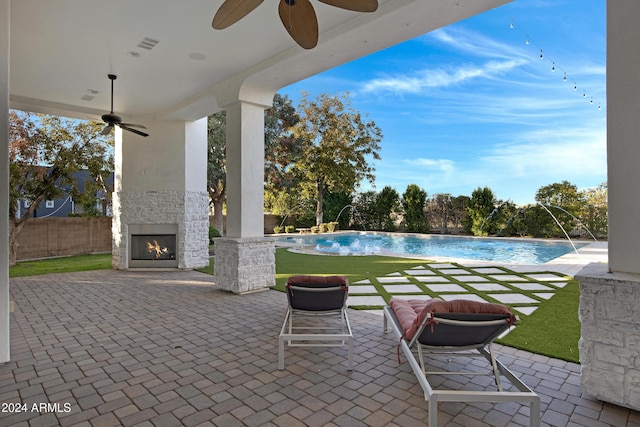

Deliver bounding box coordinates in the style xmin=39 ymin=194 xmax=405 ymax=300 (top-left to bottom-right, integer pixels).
xmin=384 ymin=297 xmax=540 ymax=427
xmin=279 ymin=275 xmax=353 ymax=370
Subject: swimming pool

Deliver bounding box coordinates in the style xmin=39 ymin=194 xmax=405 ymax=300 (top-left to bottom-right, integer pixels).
xmin=275 ymin=232 xmax=586 ymax=264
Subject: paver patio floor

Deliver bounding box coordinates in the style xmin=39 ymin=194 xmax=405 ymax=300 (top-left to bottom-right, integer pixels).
xmin=2 ymin=269 xmax=639 ymax=426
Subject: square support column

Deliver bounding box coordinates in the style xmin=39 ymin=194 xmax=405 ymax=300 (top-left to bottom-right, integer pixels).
xmin=215 ymin=100 xmax=275 ymax=293
xmin=576 ymin=0 xmax=640 ymax=411
xmin=215 ymin=238 xmax=275 ymax=293
xmin=0 ymin=0 xmax=10 ymax=364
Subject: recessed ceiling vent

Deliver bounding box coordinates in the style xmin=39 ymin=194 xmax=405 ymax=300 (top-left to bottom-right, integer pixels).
xmin=81 ymin=89 xmax=99 ymax=102
xmin=137 ymin=37 xmax=159 ymax=50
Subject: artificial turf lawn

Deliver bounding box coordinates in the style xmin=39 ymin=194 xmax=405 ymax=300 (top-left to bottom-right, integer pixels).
xmin=9 ymin=253 xmax=112 ymax=278
xmin=274 ymin=248 xmax=428 ymax=289
xmin=498 ymin=280 xmax=580 ymax=363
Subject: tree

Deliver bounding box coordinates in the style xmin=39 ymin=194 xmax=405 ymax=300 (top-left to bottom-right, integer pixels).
xmin=402 ymin=184 xmax=430 ymax=233
xmin=264 ymin=94 xmax=302 ymax=194
xmin=322 ymin=190 xmax=353 ymax=230
xmin=535 ymin=181 xmax=583 ymax=238
xmin=428 ymin=193 xmax=453 ymax=233
xmin=376 ymin=186 xmax=400 ymax=231
xmin=352 ymin=190 xmax=378 ymax=230
xmin=208 ymin=94 xmax=302 ymax=234
xmin=292 ymin=92 xmax=383 ymax=225
xmin=466 ymin=186 xmax=496 ymax=236
xmin=450 ymin=195 xmax=470 ymax=234
xmin=535 ymin=180 xmax=582 ymax=211
xmin=9 ymin=111 xmax=113 ymax=264
xmin=579 ymin=183 xmax=607 ymax=238
xmin=207 ymin=111 xmax=226 ymax=234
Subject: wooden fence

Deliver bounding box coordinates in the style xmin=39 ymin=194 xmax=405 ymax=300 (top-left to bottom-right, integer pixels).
xmin=15 ymin=217 xmax=112 ymax=261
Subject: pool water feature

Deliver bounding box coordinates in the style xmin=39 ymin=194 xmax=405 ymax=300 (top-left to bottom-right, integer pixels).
xmin=276 ymin=232 xmax=586 ymax=264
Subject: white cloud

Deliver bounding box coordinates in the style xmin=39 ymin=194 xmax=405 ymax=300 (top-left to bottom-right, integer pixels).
xmin=361 ymin=59 xmax=526 ymax=95
xmin=427 ymin=28 xmax=528 ymax=61
xmin=405 ymin=158 xmax=456 ymax=173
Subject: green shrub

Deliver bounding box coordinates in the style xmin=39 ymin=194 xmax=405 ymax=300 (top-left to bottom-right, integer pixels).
xmin=285 ymin=225 xmax=296 ymax=233
xmin=209 ymin=226 xmax=221 ymax=244
xmin=273 ymin=226 xmax=284 ymax=234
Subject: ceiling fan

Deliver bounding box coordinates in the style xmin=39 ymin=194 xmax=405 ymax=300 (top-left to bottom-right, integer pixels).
xmin=101 ymin=74 xmax=149 ymax=137
xmin=212 ymin=0 xmax=378 ymax=50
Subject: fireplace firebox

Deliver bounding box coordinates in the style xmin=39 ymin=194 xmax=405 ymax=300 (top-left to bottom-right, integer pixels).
xmin=128 ymin=224 xmax=179 ymax=268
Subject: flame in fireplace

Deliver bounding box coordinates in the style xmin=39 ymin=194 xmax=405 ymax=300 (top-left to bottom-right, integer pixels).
xmin=146 ymin=239 xmax=169 ymax=259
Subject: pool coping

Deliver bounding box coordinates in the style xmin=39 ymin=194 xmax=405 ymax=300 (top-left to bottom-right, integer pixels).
xmin=269 ymin=231 xmax=608 ymax=278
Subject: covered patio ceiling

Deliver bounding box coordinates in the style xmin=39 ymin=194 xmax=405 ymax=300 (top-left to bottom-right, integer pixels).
xmin=9 ymin=0 xmax=510 ymax=122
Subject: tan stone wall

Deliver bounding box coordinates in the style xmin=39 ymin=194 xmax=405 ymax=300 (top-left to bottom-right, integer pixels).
xmin=16 ymin=217 xmax=112 ymax=261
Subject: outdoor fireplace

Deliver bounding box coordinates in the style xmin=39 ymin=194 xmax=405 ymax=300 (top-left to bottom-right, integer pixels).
xmin=128 ymin=224 xmax=179 ymax=268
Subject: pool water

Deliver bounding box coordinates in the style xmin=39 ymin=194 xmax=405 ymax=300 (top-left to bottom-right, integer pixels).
xmin=276 ymin=232 xmax=586 ymax=264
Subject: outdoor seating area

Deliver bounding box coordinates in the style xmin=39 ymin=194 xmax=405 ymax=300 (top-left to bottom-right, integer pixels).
xmin=2 ymin=269 xmax=640 ymax=426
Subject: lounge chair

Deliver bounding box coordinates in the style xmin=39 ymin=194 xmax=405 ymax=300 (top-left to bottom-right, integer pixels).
xmin=278 ymin=275 xmax=353 ymax=370
xmin=383 ymin=298 xmax=540 ymax=427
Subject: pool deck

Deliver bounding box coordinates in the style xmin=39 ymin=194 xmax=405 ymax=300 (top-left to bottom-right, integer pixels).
xmin=427 ymin=241 xmax=609 ymax=278
xmin=279 ymin=234 xmax=608 ymax=278
xmin=3 ymin=241 xmax=634 ymax=427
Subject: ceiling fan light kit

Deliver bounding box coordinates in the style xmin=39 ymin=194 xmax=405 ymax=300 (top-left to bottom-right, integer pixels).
xmin=212 ymin=0 xmax=378 ymax=49
xmin=101 ymin=74 xmax=149 ymax=137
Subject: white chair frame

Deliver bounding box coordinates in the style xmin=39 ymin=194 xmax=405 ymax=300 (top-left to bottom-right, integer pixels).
xmin=383 ymin=305 xmax=540 ymax=427
xmin=278 ymin=284 xmax=353 ymax=371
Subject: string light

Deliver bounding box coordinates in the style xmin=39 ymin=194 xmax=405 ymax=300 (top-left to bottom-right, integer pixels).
xmin=508 ymin=16 xmax=603 ymax=111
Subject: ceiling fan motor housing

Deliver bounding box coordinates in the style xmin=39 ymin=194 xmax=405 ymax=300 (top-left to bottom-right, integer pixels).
xmin=102 ymin=113 xmax=122 ymax=124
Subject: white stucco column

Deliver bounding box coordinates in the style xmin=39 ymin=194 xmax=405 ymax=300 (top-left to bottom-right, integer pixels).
xmin=112 ymin=118 xmax=209 ymax=270
xmin=607 ymin=0 xmax=640 ymax=275
xmin=224 ymin=100 xmax=267 ymax=238
xmin=0 ymin=0 xmax=10 ymax=364
xmin=214 ymin=99 xmax=275 ymax=293
xmin=576 ymin=0 xmax=640 ymax=412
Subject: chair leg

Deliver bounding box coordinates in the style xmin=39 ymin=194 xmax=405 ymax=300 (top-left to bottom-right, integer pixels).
xmin=487 ymin=343 xmax=504 ymax=392
xmin=278 ymin=309 xmax=290 ymax=370
xmin=278 ymin=336 xmax=285 ymax=370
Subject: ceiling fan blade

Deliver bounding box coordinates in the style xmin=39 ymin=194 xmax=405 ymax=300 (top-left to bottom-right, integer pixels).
xmin=101 ymin=124 xmax=114 ymax=136
xmin=119 ymin=124 xmax=149 ymax=137
xmin=213 ymin=0 xmax=264 ymax=29
xmin=279 ymin=0 xmax=318 ymax=49
xmin=120 ymin=122 xmax=147 ymax=130
xmin=318 ymin=0 xmax=378 ymax=12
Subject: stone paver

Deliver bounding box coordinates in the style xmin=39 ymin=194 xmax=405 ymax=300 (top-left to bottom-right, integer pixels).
xmin=2 ymin=269 xmax=639 ymax=427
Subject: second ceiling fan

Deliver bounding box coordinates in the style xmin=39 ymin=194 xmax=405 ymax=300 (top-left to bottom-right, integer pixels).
xmin=212 ymin=0 xmax=378 ymax=49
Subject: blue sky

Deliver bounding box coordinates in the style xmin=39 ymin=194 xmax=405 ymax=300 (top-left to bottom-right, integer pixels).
xmin=280 ymin=0 xmax=606 ymax=206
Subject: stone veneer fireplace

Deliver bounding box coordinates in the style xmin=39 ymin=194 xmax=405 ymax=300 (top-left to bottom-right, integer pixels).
xmin=112 ymin=190 xmax=209 ymax=270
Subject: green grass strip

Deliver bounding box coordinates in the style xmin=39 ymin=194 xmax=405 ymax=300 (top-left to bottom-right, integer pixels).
xmin=10 ymin=254 xmax=112 ymax=278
